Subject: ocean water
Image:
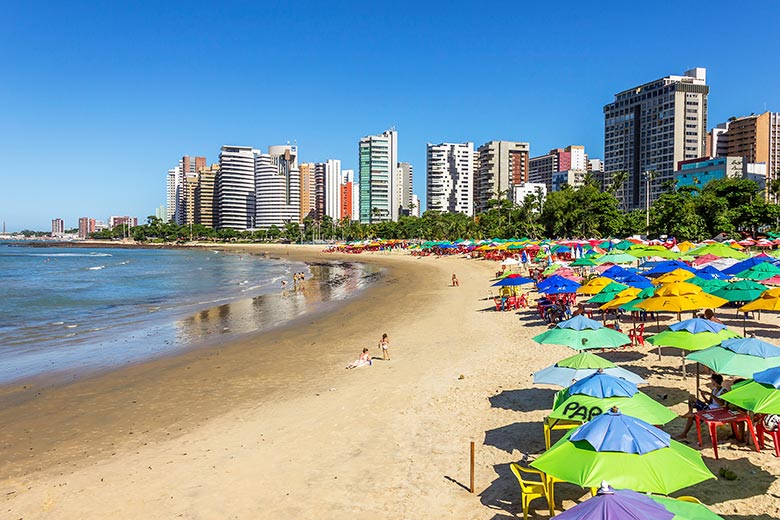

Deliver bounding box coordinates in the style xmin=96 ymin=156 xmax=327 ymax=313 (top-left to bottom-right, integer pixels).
xmin=0 ymin=244 xmax=374 ymax=384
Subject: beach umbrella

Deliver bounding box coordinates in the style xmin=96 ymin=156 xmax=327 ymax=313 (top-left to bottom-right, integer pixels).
xmin=692 ymin=253 xmax=721 ymax=266
xmin=740 ymin=287 xmax=780 ymax=312
xmin=588 ymin=282 xmax=631 ymax=304
xmin=687 ymin=243 xmax=749 ymax=260
xmin=694 ymin=265 xmax=731 ymax=281
xmin=627 ymin=245 xmax=680 ymax=260
xmin=651 ymin=496 xmax=724 ymax=520
xmin=599 ymin=288 xmax=641 ymax=311
xmin=655 ymin=268 xmax=696 ymax=284
xmin=549 ymin=373 xmax=676 ymax=425
xmin=491 ymin=276 xmax=534 ymax=287
xmin=722 ymin=254 xmax=776 ymax=275
xmin=533 ymin=315 xmax=632 ymax=350
xmin=531 ymin=411 xmax=714 ymax=494
xmin=635 ymin=282 xmax=728 ymax=315
xmin=642 ymin=261 xmax=697 ymax=277
xmin=572 ymin=256 xmax=598 ymax=267
xmin=687 ymin=277 xmax=729 ymax=294
xmin=601 ymin=265 xmax=635 ymax=280
xmin=578 ymin=277 xmax=617 ymax=295
xmin=735 ymin=262 xmax=780 ymax=281
xmin=761 ymin=275 xmax=780 ymax=286
xmin=543 ymin=263 xmax=566 ymax=276
xmin=540 ymin=280 xmax=582 ymax=295
xmin=553 ymin=484 xmax=674 ymax=520
xmin=618 ymin=273 xmax=654 ymax=289
xmin=721 ymin=367 xmax=780 ymax=414
xmin=597 ymin=253 xmax=638 ymax=265
xmin=538 ymin=274 xmax=579 ymax=292
xmin=533 ymin=352 xmax=647 ymax=387
xmin=646 ymin=319 xmax=739 ymax=351
xmin=687 ymin=337 xmax=780 ymax=378
xmin=711 ymin=280 xmax=768 ymax=302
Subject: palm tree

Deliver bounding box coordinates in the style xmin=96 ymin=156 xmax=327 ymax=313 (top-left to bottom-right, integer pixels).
xmin=609 ymin=171 xmax=629 ymax=210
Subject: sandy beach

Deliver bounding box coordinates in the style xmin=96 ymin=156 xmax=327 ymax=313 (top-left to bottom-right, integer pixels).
xmin=1 ymin=244 xmax=779 ymax=519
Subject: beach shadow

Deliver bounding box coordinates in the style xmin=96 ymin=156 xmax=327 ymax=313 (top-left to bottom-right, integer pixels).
xmin=489 ymin=388 xmax=556 ymax=413
xmin=722 ymin=515 xmax=777 ymax=520
xmin=640 ymin=384 xmax=683 ymax=406
xmin=443 ymin=475 xmax=470 ymax=492
xmin=598 ymin=350 xmax=646 ymax=363
xmin=673 ymin=455 xmax=775 ymax=503
xmin=484 ymin=422 xmax=545 ymax=454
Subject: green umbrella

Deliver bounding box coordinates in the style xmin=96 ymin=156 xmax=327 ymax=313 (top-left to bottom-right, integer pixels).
xmin=531 ymin=428 xmax=714 ymax=495
xmin=721 ymin=368 xmax=780 ymax=414
xmin=550 ymin=388 xmax=676 ymax=425
xmin=627 ymin=246 xmax=680 ymax=259
xmin=688 ymin=277 xmax=729 ymax=294
xmin=735 ymin=262 xmax=780 ymax=281
xmin=686 ymin=243 xmax=749 ymax=259
xmin=533 ymin=327 xmax=632 ymax=350
xmin=687 ymin=344 xmax=780 ymax=378
xmin=571 ymin=256 xmax=598 ymax=267
xmin=596 ymin=252 xmax=637 ymax=265
xmin=556 ymin=352 xmax=616 ymax=369
xmin=587 ymin=282 xmax=630 ymax=304
xmin=646 ymin=329 xmax=739 ymax=352
xmin=651 ymin=496 xmax=724 ymax=520
xmin=711 ymin=280 xmax=768 ymax=302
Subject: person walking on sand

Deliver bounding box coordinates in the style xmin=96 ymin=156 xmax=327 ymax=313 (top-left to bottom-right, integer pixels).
xmin=378 ymin=333 xmax=390 ymax=360
xmin=452 ymin=273 xmax=459 ymax=287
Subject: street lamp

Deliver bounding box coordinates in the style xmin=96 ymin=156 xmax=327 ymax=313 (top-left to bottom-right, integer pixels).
xmin=644 ymin=170 xmax=655 ymax=232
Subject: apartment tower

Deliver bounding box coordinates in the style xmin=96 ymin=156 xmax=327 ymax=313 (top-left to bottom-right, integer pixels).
xmin=255 ymin=145 xmax=301 ymax=229
xmin=359 ymin=129 xmax=399 ymax=223
xmin=195 ymin=164 xmax=218 ymax=228
xmin=473 ymin=141 xmax=530 ymax=213
xmin=216 ymin=146 xmax=256 ymax=230
xmin=603 ymin=68 xmax=709 ymax=210
xmin=426 ymin=142 xmax=474 ymax=215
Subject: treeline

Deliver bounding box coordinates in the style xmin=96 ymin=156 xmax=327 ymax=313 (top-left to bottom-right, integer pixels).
xmin=92 ymin=176 xmax=780 ymax=243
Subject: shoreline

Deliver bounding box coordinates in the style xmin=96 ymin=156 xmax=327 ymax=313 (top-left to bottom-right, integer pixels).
xmin=2 ymin=247 xmax=779 ymax=518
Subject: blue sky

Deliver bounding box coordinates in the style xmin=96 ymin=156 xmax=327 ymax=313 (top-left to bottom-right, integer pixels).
xmin=2 ymin=0 xmax=779 ymax=231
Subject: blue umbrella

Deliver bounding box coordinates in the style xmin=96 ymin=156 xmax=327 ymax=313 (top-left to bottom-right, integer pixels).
xmin=540 ymin=279 xmax=581 ymax=295
xmin=754 ymin=366 xmax=780 ymax=388
xmin=491 ymin=277 xmax=534 ymax=286
xmin=722 ymin=255 xmax=776 ymax=276
xmin=643 ymin=261 xmax=697 ymax=277
xmin=668 ymin=317 xmax=728 ymax=334
xmin=721 ymin=337 xmax=780 ymax=358
xmin=570 ymin=411 xmax=670 ymax=455
xmin=557 ymin=315 xmax=603 ymax=330
xmin=602 ymin=265 xmax=635 ymax=281
xmin=568 ymin=372 xmax=638 ymax=398
xmin=695 ymin=265 xmax=731 ymax=281
xmin=619 ymin=274 xmax=654 ymax=289
xmin=538 ymin=274 xmax=578 ymax=291
xmin=534 ymin=365 xmax=647 ymax=387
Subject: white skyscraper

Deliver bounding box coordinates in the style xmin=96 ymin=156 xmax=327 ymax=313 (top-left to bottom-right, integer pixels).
xmin=426 ymin=142 xmax=474 ymax=215
xmin=166 ymin=165 xmax=181 ymax=223
xmin=359 ymin=129 xmax=399 ymax=223
xmin=217 ymin=146 xmax=256 ymax=230
xmin=325 ymin=159 xmax=341 ymax=221
xmin=411 ymin=194 xmax=421 ymax=217
xmin=255 ymin=145 xmax=301 ymax=229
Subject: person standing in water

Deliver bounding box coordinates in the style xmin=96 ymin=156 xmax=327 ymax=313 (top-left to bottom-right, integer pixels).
xmin=378 ymin=333 xmax=390 ymax=360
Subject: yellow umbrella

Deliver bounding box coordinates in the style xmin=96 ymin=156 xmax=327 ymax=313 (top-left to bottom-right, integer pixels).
xmin=655 ymin=268 xmax=696 ymax=284
xmin=636 ymin=281 xmax=728 ymax=313
xmin=740 ymin=288 xmax=780 ymax=312
xmin=677 ymin=241 xmax=696 ymax=252
xmin=577 ymin=277 xmax=614 ymax=295
xmin=599 ymin=287 xmax=642 ymax=310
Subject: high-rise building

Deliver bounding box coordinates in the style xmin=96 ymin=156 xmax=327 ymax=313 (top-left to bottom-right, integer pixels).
xmin=255 ymin=145 xmax=301 ymax=229
xmin=166 ymin=155 xmax=206 ymax=224
xmin=714 ymin=112 xmax=780 ymax=200
xmin=397 ymin=162 xmax=413 ymax=216
xmin=473 ymin=141 xmax=530 ymax=213
xmin=529 ymin=145 xmax=587 ymax=192
xmin=325 ymin=159 xmax=341 ymax=221
xmin=78 ymin=217 xmax=96 ymax=239
xmin=340 ymin=169 xmax=358 ymax=221
xmin=216 ymin=145 xmax=256 ymax=230
xmin=359 ymin=129 xmax=399 ymax=223
xmin=51 ymin=218 xmax=64 ymax=237
xmin=411 ymin=194 xmax=421 ymax=217
xmin=426 ymin=142 xmax=474 ymax=215
xmin=314 ymin=162 xmax=326 ymax=220
xmin=109 ymin=216 xmax=138 ymax=228
xmin=182 ymin=172 xmax=199 ymax=225
xmin=604 ymin=68 xmax=708 ymax=210
xmin=195 ymin=164 xmax=218 ymax=228
xmin=299 ymin=162 xmax=316 ymax=221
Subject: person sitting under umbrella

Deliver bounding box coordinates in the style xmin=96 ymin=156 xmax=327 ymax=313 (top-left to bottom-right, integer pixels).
xmin=676 ymin=373 xmax=725 ymax=440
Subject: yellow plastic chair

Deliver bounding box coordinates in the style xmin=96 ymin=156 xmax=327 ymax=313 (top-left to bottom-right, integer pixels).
xmin=543 ymin=416 xmax=581 ymax=449
xmin=509 ymin=463 xmax=554 ymax=520
xmin=677 ymin=496 xmax=703 ymax=504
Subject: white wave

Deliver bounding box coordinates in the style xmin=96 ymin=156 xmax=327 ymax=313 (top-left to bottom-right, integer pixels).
xmin=51 ymin=321 xmax=65 ymax=325
xmin=65 ymin=324 xmax=78 ymax=329
xmin=239 ymin=280 xmax=249 ymax=285
xmin=87 ymin=265 xmax=106 ymax=270
xmin=28 ymin=252 xmax=112 ymax=257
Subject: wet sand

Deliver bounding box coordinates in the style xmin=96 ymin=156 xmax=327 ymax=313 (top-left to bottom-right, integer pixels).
xmin=1 ymin=245 xmax=779 ymax=519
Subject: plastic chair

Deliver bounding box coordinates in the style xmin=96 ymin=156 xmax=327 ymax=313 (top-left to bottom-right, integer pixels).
xmin=509 ymin=464 xmax=554 ymax=520
xmin=756 ymin=420 xmax=780 ymax=457
xmin=493 ymin=297 xmax=502 ymax=312
xmin=628 ymin=322 xmax=646 ymax=347
xmin=676 ymin=496 xmax=703 ymax=504
xmin=543 ymin=416 xmax=581 ymax=450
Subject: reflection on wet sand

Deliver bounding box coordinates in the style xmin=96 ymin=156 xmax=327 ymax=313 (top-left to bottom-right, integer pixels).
xmin=176 ymin=262 xmax=380 ymax=345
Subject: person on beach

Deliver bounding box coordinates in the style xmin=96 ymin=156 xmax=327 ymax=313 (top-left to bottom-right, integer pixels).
xmin=378 ymin=333 xmax=390 ymax=360
xmin=346 ymin=348 xmax=372 ymax=369
xmin=676 ymin=373 xmax=725 ymax=440
xmin=281 ymin=280 xmax=288 ymax=289
xmin=703 ymin=308 xmax=722 ymax=323
xmin=452 ymin=273 xmax=459 ymax=287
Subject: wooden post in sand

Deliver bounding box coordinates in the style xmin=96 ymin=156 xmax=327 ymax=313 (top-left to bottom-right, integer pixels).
xmin=469 ymin=441 xmax=475 ymax=493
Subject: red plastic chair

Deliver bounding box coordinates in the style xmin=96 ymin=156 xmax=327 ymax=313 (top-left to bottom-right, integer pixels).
xmin=756 ymin=419 xmax=780 ymax=457
xmin=493 ymin=297 xmax=502 ymax=312
xmin=507 ymin=296 xmax=517 ymax=310
xmin=628 ymin=323 xmax=646 ymax=347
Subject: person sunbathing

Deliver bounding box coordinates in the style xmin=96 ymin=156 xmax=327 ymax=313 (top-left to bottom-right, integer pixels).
xmin=676 ymin=373 xmax=725 ymax=440
xmin=346 ymin=348 xmax=372 ymax=369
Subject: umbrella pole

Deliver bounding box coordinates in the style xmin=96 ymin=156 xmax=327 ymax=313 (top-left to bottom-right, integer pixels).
xmin=656 ymin=314 xmax=661 ymax=360
xmin=696 ymin=362 xmax=700 ymax=393
xmin=681 ymin=350 xmax=686 ymax=380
